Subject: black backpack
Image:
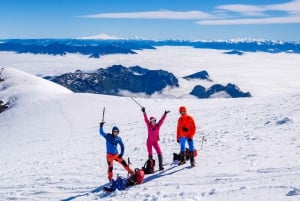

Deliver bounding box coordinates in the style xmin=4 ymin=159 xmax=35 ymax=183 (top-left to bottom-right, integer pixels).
xmin=142 ymin=159 xmax=155 ymax=174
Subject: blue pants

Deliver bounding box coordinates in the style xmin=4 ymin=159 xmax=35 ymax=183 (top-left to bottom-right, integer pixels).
xmin=179 ymin=137 xmax=194 ymax=152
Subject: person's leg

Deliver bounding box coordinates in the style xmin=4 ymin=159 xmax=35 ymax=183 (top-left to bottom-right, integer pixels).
xmin=146 ymin=140 xmax=153 ymax=159
xmin=106 ymin=154 xmax=114 ymax=182
xmin=158 ymin=154 xmax=164 ymax=170
xmin=153 ymin=142 xmax=164 ymax=170
xmin=179 ymin=137 xmax=187 ymax=165
xmin=187 ymin=139 xmax=194 ymax=152
xmin=188 ymin=139 xmax=195 ymax=166
xmin=115 ymin=156 xmax=134 ymax=176
xmin=180 ymin=137 xmax=187 ymax=152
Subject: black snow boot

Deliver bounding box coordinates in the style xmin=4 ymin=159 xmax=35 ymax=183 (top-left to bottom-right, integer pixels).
xmin=178 ymin=151 xmax=186 ymax=165
xmin=190 ymin=151 xmax=195 ymax=167
xmin=158 ymin=155 xmax=164 ymax=170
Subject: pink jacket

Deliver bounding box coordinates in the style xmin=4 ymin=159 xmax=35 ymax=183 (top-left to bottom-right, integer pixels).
xmin=143 ymin=112 xmax=167 ymax=142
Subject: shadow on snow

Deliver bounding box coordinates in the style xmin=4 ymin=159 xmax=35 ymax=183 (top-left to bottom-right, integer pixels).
xmin=61 ymin=184 xmax=107 ymax=201
xmin=61 ymin=164 xmax=191 ymax=200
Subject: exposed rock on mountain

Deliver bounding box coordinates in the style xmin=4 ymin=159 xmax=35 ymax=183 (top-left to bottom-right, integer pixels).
xmin=0 ymin=72 xmax=9 ymax=113
xmin=0 ymin=100 xmax=9 ymax=113
xmin=224 ymin=50 xmax=244 ymax=55
xmin=44 ymin=65 xmax=179 ymax=95
xmin=190 ymin=83 xmax=251 ymax=98
xmin=183 ymin=70 xmax=212 ymax=81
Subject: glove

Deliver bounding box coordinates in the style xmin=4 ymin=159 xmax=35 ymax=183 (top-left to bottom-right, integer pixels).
xmin=182 ymin=127 xmax=188 ymax=132
xmin=177 ymin=139 xmax=180 ymax=144
xmin=164 ymin=110 xmax=170 ymax=115
xmin=141 ymin=107 xmax=145 ymax=113
xmin=118 ymin=154 xmax=123 ymax=158
xmin=99 ymin=122 xmax=105 ymax=127
xmin=188 ymin=138 xmax=193 ymax=142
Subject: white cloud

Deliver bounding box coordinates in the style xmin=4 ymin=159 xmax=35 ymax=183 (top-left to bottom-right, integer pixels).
xmin=77 ymin=33 xmax=122 ymax=40
xmin=208 ymin=0 xmax=300 ymax=25
xmin=82 ymin=10 xmax=214 ymax=20
xmin=197 ymin=16 xmax=300 ymax=25
xmin=80 ymin=1 xmax=300 ymax=25
xmin=2 ymin=46 xmax=300 ymax=97
xmin=217 ymin=0 xmax=300 ymax=16
xmin=266 ymin=0 xmax=300 ymax=14
xmin=216 ymin=4 xmax=266 ymax=17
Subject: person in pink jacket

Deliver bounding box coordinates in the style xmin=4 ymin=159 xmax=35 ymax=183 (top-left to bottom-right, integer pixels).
xmin=141 ymin=107 xmax=170 ymax=170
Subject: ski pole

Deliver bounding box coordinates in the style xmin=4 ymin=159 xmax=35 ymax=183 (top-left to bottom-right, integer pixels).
xmin=130 ymin=97 xmax=144 ymax=108
xmin=201 ymin=136 xmax=206 ymax=150
xmin=127 ymin=157 xmax=132 ymax=176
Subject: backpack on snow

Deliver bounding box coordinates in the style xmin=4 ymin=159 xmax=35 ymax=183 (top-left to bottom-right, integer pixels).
xmin=133 ymin=168 xmax=145 ymax=184
xmin=142 ymin=158 xmax=155 ymax=174
xmin=126 ymin=168 xmax=145 ymax=186
xmin=185 ymin=149 xmax=198 ymax=160
xmin=173 ymin=148 xmax=198 ymax=161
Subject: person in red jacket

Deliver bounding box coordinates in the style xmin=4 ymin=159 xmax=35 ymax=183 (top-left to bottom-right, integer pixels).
xmin=176 ymin=106 xmax=196 ymax=166
xmin=141 ymin=107 xmax=170 ymax=170
xmin=99 ymin=122 xmax=135 ymax=182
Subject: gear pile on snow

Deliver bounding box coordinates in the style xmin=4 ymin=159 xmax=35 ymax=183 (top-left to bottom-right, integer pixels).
xmin=103 ymin=168 xmax=145 ymax=192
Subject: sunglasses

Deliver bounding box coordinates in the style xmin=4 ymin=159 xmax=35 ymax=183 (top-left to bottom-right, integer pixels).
xmin=150 ymin=119 xmax=156 ymax=123
xmin=113 ymin=130 xmax=119 ymax=133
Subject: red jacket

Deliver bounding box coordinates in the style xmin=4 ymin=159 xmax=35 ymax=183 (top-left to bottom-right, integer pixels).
xmin=177 ymin=114 xmax=196 ymax=141
xmin=143 ymin=112 xmax=166 ymax=142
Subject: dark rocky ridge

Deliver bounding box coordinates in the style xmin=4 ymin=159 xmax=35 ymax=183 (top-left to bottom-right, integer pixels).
xmin=44 ymin=65 xmax=179 ymax=95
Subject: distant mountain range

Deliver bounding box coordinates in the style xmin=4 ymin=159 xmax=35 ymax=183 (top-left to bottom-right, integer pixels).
xmin=0 ymin=39 xmax=299 ymax=57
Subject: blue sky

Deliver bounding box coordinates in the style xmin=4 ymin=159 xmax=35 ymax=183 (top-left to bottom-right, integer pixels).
xmin=1 ymin=0 xmax=300 ymax=41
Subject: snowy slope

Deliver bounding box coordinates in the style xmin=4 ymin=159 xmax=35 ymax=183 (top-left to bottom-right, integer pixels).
xmin=1 ymin=48 xmax=300 ymax=201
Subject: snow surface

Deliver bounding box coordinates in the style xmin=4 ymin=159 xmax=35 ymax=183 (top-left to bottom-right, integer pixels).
xmin=0 ymin=47 xmax=300 ymax=201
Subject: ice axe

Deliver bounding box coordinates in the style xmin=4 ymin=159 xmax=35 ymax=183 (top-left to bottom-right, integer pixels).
xmin=130 ymin=97 xmax=144 ymax=108
xmin=101 ymin=107 xmax=105 ymax=122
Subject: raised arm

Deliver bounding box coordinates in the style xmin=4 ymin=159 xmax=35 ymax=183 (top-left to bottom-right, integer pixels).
xmin=142 ymin=107 xmax=150 ymax=126
xmin=157 ymin=110 xmax=170 ymax=127
xmin=99 ymin=122 xmax=107 ymax=138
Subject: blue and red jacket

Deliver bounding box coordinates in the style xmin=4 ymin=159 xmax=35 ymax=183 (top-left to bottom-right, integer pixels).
xmin=99 ymin=127 xmax=125 ymax=157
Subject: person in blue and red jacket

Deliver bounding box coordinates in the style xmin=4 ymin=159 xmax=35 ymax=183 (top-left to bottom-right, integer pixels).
xmin=141 ymin=107 xmax=170 ymax=171
xmin=177 ymin=106 xmax=196 ymax=167
xmin=99 ymin=122 xmax=134 ymax=182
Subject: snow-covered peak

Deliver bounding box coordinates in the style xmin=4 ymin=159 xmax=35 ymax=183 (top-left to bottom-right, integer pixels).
xmin=0 ymin=68 xmax=72 ymax=102
xmin=77 ymin=33 xmax=122 ymax=40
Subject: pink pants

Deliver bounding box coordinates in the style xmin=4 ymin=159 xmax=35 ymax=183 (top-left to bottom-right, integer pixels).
xmin=146 ymin=140 xmax=162 ymax=156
